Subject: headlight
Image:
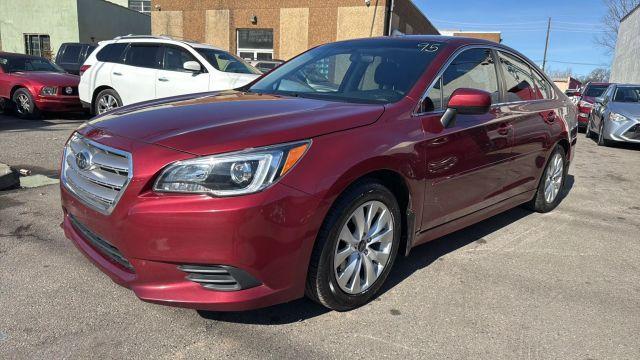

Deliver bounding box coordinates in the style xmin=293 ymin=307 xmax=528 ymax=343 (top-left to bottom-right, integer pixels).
xmin=40 ymin=86 xmax=57 ymax=96
xmin=609 ymin=112 xmax=628 ymax=122
xmin=578 ymin=100 xmax=593 ymax=109
xmin=154 ymin=141 xmax=311 ymax=196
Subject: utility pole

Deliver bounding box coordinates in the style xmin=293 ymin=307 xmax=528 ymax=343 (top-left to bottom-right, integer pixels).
xmin=542 ymin=17 xmax=551 ymax=72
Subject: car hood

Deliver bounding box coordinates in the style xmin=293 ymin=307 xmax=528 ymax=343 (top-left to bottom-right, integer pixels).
xmin=83 ymin=91 xmax=385 ymax=155
xmin=11 ymin=71 xmax=79 ymax=86
xmin=609 ymin=102 xmax=640 ymax=118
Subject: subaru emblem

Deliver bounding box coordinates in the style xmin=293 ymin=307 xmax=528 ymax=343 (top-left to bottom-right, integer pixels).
xmin=75 ymin=150 xmax=92 ymax=170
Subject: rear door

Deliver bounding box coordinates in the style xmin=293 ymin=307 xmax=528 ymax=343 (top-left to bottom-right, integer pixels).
xmin=495 ymin=51 xmax=561 ymax=197
xmin=156 ymin=45 xmax=210 ymax=99
xmin=418 ymin=47 xmax=513 ymax=229
xmin=111 ymin=43 xmax=161 ymax=105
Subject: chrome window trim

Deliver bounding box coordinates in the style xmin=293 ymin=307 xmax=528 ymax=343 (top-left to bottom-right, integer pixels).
xmin=413 ymin=44 xmax=558 ymax=117
xmin=61 ymin=133 xmax=134 ymax=215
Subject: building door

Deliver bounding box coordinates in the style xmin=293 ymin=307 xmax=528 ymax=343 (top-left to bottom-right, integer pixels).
xmin=237 ymin=29 xmax=273 ymax=61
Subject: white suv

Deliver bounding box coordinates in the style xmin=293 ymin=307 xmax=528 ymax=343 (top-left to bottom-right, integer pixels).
xmin=79 ymin=35 xmax=261 ymax=115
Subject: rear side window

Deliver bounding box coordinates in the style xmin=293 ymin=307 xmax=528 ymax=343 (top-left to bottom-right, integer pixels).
xmin=60 ymin=45 xmax=82 ymax=63
xmin=124 ymin=44 xmax=161 ymax=68
xmin=96 ymin=43 xmax=127 ymax=63
xmin=163 ymin=46 xmax=197 ymax=72
xmin=498 ymin=52 xmax=537 ymax=102
xmin=531 ymin=70 xmax=554 ymax=100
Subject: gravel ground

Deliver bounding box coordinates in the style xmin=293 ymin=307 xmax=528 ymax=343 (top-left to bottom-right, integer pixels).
xmin=1 ymin=114 xmax=639 ymax=359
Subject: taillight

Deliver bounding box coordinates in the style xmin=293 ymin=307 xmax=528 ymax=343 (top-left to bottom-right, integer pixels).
xmin=79 ymin=65 xmax=91 ymax=76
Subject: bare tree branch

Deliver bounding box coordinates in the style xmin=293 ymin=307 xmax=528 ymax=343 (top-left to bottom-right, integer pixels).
xmin=595 ymin=0 xmax=640 ymax=53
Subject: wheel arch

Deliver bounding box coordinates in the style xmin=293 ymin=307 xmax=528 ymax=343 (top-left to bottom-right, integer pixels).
xmin=91 ymin=85 xmax=116 ymax=108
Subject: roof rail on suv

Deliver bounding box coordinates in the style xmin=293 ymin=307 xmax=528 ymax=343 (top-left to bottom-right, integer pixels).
xmin=113 ymin=34 xmax=173 ymax=40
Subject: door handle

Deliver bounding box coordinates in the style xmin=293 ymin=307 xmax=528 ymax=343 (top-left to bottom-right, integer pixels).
xmin=158 ymin=77 xmax=169 ymax=82
xmin=498 ymin=122 xmax=511 ymax=135
xmin=113 ymin=72 xmax=122 ymax=76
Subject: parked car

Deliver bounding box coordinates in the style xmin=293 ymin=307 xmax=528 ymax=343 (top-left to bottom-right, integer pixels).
xmin=0 ymin=52 xmax=82 ymax=118
xmin=576 ymin=82 xmax=610 ymax=130
xmin=249 ymin=59 xmax=284 ymax=74
xmin=586 ymin=83 xmax=640 ymax=146
xmin=79 ymin=35 xmax=261 ymax=115
xmin=61 ymin=36 xmax=575 ymax=312
xmin=55 ymin=43 xmax=97 ymax=75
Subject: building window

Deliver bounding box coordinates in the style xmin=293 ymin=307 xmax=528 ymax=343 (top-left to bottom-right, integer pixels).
xmin=129 ymin=0 xmax=151 ymax=14
xmin=24 ymin=34 xmax=51 ymax=58
xmin=237 ymin=29 xmax=273 ymax=61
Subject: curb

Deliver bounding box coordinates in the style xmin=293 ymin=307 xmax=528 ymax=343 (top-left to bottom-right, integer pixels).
xmin=0 ymin=163 xmax=20 ymax=190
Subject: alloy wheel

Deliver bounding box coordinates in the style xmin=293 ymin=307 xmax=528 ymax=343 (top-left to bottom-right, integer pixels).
xmin=16 ymin=93 xmax=30 ymax=114
xmin=543 ymin=153 xmax=563 ymax=204
xmin=333 ymin=200 xmax=394 ymax=295
xmin=97 ymin=94 xmax=119 ymax=114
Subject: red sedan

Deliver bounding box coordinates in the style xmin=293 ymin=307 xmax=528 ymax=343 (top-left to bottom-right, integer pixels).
xmin=0 ymin=52 xmax=82 ymax=118
xmin=60 ymin=36 xmax=576 ymax=312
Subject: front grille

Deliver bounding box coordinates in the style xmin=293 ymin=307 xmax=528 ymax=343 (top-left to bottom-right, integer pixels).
xmin=62 ymin=133 xmax=132 ymax=214
xmin=178 ymin=265 xmax=261 ymax=291
xmin=69 ymin=214 xmax=134 ymax=271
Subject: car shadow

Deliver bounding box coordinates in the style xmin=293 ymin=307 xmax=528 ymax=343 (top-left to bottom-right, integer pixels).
xmin=198 ymin=177 xmax=575 ymax=325
xmin=0 ymin=112 xmax=90 ymax=132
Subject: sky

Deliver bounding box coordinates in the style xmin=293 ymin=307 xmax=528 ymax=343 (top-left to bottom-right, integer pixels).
xmin=414 ymin=0 xmax=612 ymax=77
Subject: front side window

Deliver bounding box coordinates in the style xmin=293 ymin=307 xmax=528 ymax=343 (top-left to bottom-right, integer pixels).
xmin=250 ymin=40 xmax=441 ymax=104
xmin=0 ymin=56 xmax=63 ymax=73
xmin=441 ymin=48 xmax=499 ymax=107
xmin=124 ymin=44 xmax=161 ymax=68
xmin=498 ymin=51 xmax=537 ymax=102
xmin=613 ymin=86 xmax=640 ymax=103
xmin=163 ymin=46 xmax=197 ymax=72
xmin=195 ymin=48 xmax=260 ymax=75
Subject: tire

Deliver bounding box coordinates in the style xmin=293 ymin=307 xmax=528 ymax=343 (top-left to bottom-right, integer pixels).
xmin=526 ymin=145 xmax=568 ymax=213
xmin=597 ymin=120 xmax=611 ymax=147
xmin=93 ymin=89 xmax=122 ymax=115
xmin=585 ymin=116 xmax=594 ymax=139
xmin=12 ymin=88 xmax=40 ymax=119
xmin=306 ymin=181 xmax=401 ymax=311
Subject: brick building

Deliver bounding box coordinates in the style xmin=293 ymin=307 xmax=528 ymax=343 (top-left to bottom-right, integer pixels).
xmin=150 ymin=0 xmax=438 ymax=61
xmin=439 ymin=30 xmax=502 ymax=43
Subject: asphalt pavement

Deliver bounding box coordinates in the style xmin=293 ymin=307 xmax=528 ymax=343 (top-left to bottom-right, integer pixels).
xmin=1 ymin=113 xmax=639 ymax=359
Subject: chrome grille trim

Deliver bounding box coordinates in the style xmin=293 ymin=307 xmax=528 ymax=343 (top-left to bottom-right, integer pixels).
xmin=61 ymin=133 xmax=133 ymax=215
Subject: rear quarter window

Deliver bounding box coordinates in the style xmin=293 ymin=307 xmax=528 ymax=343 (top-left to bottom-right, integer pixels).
xmin=96 ymin=43 xmax=128 ymax=63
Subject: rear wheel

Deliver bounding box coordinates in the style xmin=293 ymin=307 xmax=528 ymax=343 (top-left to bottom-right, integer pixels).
xmin=306 ymin=181 xmax=401 ymax=311
xmin=526 ymin=145 xmax=567 ymax=213
xmin=94 ymin=89 xmax=122 ymax=115
xmin=12 ymin=88 xmax=40 ymax=119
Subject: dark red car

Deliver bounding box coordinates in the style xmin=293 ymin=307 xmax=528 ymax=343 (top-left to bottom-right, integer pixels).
xmin=576 ymin=82 xmax=610 ymax=129
xmin=60 ymin=36 xmax=576 ymax=312
xmin=0 ymin=52 xmax=82 ymax=118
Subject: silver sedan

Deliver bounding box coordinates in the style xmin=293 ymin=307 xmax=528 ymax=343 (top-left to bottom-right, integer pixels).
xmin=587 ymin=84 xmax=640 ymax=146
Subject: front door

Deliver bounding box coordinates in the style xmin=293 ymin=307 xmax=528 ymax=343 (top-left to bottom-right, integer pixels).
xmin=156 ymin=46 xmax=210 ymax=99
xmin=419 ymin=47 xmax=513 ymax=229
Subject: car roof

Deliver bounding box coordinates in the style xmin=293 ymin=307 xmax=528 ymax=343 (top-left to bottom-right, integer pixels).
xmin=99 ymin=36 xmax=224 ymax=52
xmin=0 ymin=51 xmax=45 ymax=60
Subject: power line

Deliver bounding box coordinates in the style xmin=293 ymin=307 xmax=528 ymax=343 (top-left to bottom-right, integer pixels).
xmin=534 ymin=60 xmax=610 ymax=66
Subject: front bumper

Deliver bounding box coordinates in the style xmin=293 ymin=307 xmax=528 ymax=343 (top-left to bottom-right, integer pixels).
xmin=61 ymin=179 xmax=327 ymax=311
xmin=35 ymin=96 xmax=83 ymax=112
xmin=604 ymin=117 xmax=640 ymax=143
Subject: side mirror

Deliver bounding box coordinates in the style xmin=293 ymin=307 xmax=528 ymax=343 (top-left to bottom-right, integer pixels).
xmin=595 ymin=96 xmax=605 ymax=105
xmin=183 ymin=61 xmax=201 ymax=72
xmin=440 ymin=88 xmax=492 ymax=128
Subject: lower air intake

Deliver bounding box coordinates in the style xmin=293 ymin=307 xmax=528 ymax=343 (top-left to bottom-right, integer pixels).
xmin=178 ymin=265 xmax=261 ymax=291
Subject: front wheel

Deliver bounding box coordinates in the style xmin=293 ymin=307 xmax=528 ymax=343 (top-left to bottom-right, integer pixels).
xmin=597 ymin=120 xmax=611 ymax=147
xmin=526 ymin=145 xmax=568 ymax=213
xmin=12 ymin=88 xmax=40 ymax=119
xmin=585 ymin=116 xmax=594 ymax=139
xmin=306 ymin=181 xmax=401 ymax=311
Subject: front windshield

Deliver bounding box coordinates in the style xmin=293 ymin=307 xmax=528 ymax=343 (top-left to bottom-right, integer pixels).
xmin=612 ymin=86 xmax=640 ymax=103
xmin=249 ymin=40 xmax=442 ymax=104
xmin=195 ymin=48 xmax=261 ymax=75
xmin=584 ymin=85 xmax=608 ymax=97
xmin=0 ymin=56 xmax=64 ymax=73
